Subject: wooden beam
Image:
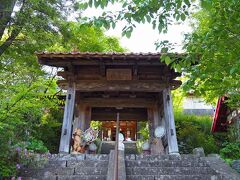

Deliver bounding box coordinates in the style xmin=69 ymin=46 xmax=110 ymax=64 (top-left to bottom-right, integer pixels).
xmin=80 ymin=98 xmax=156 ymax=108
xmin=57 ymin=80 xmax=181 ymax=92
xmin=59 ymin=83 xmax=76 ymax=153
xmin=163 ymin=88 xmax=179 ymax=154
xmin=38 ymin=57 xmax=166 ymax=67
xmin=91 ymin=112 xmax=147 ymax=121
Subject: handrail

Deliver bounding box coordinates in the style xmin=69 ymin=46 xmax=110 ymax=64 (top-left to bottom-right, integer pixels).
xmin=113 ymin=112 xmax=120 ymax=180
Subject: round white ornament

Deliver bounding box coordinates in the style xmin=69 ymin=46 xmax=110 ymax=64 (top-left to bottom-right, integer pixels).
xmin=154 ymin=126 xmax=165 ymax=138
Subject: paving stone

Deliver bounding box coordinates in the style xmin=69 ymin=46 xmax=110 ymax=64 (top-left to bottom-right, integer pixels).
xmin=57 ymin=175 xmax=107 ymax=180
xmin=135 ymin=154 xmax=170 ymax=161
xmin=85 ymin=154 xmax=109 ymax=160
xmin=125 ymin=160 xmax=209 ymax=167
xmin=49 ymin=154 xmax=86 ymax=161
xmin=45 ymin=160 xmax=67 ymax=168
xmin=74 ymin=167 xmax=108 ymax=175
xmin=127 ymin=175 xmax=155 ymax=180
xmin=66 ymin=160 xmax=108 ymax=168
xmin=180 ymin=154 xmax=201 ymax=161
xmin=20 ymin=167 xmax=74 ymax=177
xmin=21 ymin=176 xmax=56 ymax=180
xmin=127 ymin=175 xmax=222 ymax=180
xmin=126 ymin=167 xmax=217 ymax=175
xmin=155 ymin=175 xmax=221 ymax=180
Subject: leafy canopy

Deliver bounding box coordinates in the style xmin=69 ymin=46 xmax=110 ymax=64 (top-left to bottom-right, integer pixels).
xmin=0 ymin=19 xmax=124 ymax=176
xmin=182 ymin=0 xmax=240 ymax=107
xmin=0 ymin=0 xmax=81 ymax=56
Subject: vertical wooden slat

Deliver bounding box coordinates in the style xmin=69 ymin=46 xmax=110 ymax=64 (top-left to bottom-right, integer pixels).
xmin=163 ymin=87 xmax=179 ymax=154
xmin=59 ymin=83 xmax=76 ymax=153
xmin=73 ymin=104 xmax=86 ymax=131
xmin=147 ymin=108 xmax=154 ymax=153
xmin=151 ymin=102 xmax=165 ymax=154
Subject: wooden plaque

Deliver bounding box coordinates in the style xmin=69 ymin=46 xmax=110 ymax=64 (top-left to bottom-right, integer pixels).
xmin=106 ymin=69 xmax=132 ymax=80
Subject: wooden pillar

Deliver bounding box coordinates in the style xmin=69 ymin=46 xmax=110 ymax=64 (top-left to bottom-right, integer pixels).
xmin=162 ymin=87 xmax=179 ymax=154
xmin=73 ymin=104 xmax=86 ymax=131
xmin=59 ymin=83 xmax=76 ymax=153
xmin=147 ymin=108 xmax=154 ymax=152
xmin=151 ymin=102 xmax=165 ymax=155
xmin=73 ymin=105 xmax=92 ymax=131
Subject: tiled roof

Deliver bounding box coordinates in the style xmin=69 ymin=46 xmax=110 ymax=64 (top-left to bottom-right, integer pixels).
xmin=37 ymin=51 xmax=162 ymax=55
xmin=36 ymin=51 xmax=184 ymax=58
xmin=36 ymin=51 xmax=184 ymax=67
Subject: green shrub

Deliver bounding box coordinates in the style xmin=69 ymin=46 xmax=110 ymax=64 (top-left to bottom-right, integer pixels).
xmin=15 ymin=138 xmax=48 ymax=154
xmin=136 ymin=122 xmax=149 ymax=153
xmin=34 ymin=107 xmax=63 ymax=153
xmin=0 ymin=159 xmax=16 ymax=177
xmin=220 ymin=142 xmax=240 ymax=162
xmin=26 ymin=138 xmax=48 ymax=153
xmin=175 ymin=111 xmax=219 ymax=154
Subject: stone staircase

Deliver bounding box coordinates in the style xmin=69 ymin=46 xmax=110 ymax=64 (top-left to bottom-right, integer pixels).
xmin=125 ymin=154 xmax=239 ymax=180
xmin=19 ymin=153 xmax=240 ymax=180
xmin=20 ymin=154 xmax=109 ymax=180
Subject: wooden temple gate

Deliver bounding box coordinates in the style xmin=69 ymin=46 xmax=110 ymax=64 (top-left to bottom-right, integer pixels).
xmin=37 ymin=52 xmax=181 ymax=155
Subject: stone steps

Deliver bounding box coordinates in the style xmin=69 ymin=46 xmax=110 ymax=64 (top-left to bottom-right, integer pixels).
xmin=125 ymin=154 xmax=225 ymax=180
xmin=126 ymin=160 xmax=209 ymax=167
xmin=57 ymin=175 xmax=107 ymax=180
xmin=126 ymin=167 xmax=217 ymax=175
xmin=20 ymin=166 xmax=107 ymax=176
xmin=20 ymin=154 xmax=109 ymax=180
xmin=20 ymin=153 xmax=240 ymax=180
xmin=126 ymin=175 xmax=221 ymax=180
xmin=45 ymin=159 xmax=108 ymax=168
xmin=126 ymin=154 xmax=203 ymax=161
xmin=21 ymin=175 xmax=107 ymax=180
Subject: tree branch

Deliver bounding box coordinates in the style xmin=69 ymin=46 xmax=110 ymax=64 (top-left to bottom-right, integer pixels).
xmin=0 ymin=0 xmax=26 ymax=57
xmin=0 ymin=0 xmax=17 ymax=40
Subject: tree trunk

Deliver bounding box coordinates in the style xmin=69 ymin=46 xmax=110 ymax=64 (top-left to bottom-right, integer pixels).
xmin=0 ymin=0 xmax=17 ymax=40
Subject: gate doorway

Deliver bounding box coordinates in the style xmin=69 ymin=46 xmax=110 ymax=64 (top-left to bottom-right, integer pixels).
xmin=91 ymin=107 xmax=148 ymax=142
xmin=101 ymin=120 xmax=137 ymax=141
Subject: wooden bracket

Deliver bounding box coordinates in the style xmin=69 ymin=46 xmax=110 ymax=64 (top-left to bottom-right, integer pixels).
xmin=100 ymin=63 xmax=106 ymax=78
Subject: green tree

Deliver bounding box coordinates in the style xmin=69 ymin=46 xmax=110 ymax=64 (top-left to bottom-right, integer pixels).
xmin=182 ymin=0 xmax=240 ymax=107
xmin=0 ymin=21 xmax=124 ymax=176
xmin=0 ymin=0 xmax=81 ymax=56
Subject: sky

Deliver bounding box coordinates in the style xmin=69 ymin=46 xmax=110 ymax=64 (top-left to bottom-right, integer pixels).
xmin=106 ymin=22 xmax=192 ymax=52
xmin=83 ymin=4 xmax=193 ymax=53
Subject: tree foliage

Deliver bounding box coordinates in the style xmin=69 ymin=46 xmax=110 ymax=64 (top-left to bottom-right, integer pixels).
xmin=0 ymin=0 xmax=81 ymax=56
xmin=0 ymin=18 xmax=124 ymax=176
xmin=182 ymin=0 xmax=240 ymax=107
xmin=79 ymin=0 xmax=192 ymax=37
